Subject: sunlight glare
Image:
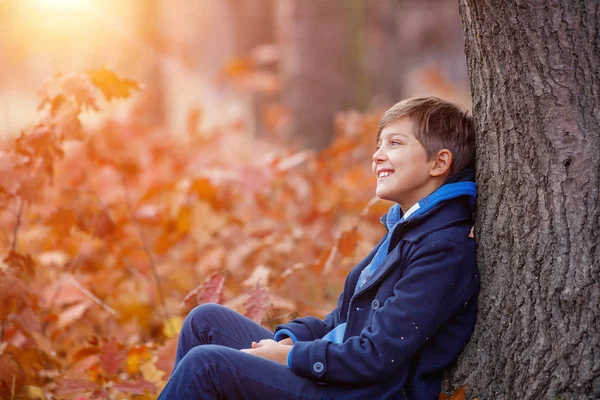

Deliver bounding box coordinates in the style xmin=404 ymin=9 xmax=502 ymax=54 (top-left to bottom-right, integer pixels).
xmin=31 ymin=0 xmax=94 ymax=10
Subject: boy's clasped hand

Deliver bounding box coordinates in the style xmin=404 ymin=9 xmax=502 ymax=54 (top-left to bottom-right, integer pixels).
xmin=240 ymin=338 xmax=293 ymax=365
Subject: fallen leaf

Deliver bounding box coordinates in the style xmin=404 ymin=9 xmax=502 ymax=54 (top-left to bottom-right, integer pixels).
xmin=100 ymin=337 xmax=127 ymax=377
xmin=243 ymin=286 xmax=271 ymax=324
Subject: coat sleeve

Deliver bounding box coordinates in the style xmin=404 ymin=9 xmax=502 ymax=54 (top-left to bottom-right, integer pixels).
xmin=273 ymin=290 xmax=344 ymax=342
xmin=288 ymin=239 xmax=478 ymax=384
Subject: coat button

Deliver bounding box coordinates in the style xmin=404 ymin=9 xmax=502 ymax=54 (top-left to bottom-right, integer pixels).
xmin=312 ymin=362 xmax=324 ymax=374
xmin=371 ymin=299 xmax=380 ymax=310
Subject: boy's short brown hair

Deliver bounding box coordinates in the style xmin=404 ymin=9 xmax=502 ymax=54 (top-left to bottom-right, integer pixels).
xmin=377 ymin=97 xmax=474 ymax=177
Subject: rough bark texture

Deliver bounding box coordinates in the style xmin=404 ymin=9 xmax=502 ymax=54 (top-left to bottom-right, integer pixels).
xmin=444 ymin=1 xmax=600 ymax=399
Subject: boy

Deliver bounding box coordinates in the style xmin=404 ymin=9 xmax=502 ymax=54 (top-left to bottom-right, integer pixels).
xmin=159 ymin=97 xmax=479 ymax=399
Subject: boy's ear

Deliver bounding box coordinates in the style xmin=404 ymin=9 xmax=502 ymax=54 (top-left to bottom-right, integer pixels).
xmin=430 ymin=149 xmax=452 ymax=177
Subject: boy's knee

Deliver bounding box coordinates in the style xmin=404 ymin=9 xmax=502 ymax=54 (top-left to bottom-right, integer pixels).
xmin=184 ymin=303 xmax=228 ymax=328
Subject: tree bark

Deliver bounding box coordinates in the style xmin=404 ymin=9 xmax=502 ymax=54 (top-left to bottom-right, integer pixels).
xmin=445 ymin=1 xmax=600 ymax=399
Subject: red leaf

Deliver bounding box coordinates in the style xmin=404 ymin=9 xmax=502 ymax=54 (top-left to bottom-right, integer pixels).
xmin=155 ymin=338 xmax=178 ymax=374
xmin=113 ymin=379 xmax=156 ymax=395
xmin=243 ymin=286 xmax=271 ymax=324
xmin=56 ymin=379 xmax=97 ymax=394
xmin=180 ymin=273 xmax=225 ymax=307
xmin=4 ymin=251 xmax=36 ymax=277
xmin=100 ymin=337 xmax=127 ymax=377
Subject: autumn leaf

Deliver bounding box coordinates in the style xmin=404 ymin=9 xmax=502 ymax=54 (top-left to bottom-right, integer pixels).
xmin=180 ymin=272 xmax=225 ymax=307
xmin=242 ymin=265 xmax=271 ymax=287
xmin=125 ymin=344 xmax=153 ymax=375
xmin=0 ymin=272 xmax=30 ymax=320
xmin=337 ymin=228 xmax=360 ymax=258
xmin=244 ymin=286 xmax=271 ymax=324
xmin=56 ymin=379 xmax=97 ymax=395
xmin=61 ymin=73 xmax=100 ymax=110
xmin=439 ymin=385 xmax=466 ymax=400
xmin=25 ymin=385 xmax=45 ymax=400
xmin=99 ymin=337 xmax=127 ymax=377
xmin=113 ymin=379 xmax=156 ymax=395
xmin=57 ymin=302 xmax=90 ymax=329
xmin=223 ymin=57 xmax=253 ymax=78
xmin=86 ymin=68 xmax=141 ymax=101
xmin=4 ymin=251 xmax=36 ymax=277
xmin=162 ymin=316 xmax=183 ymax=339
xmin=154 ymin=338 xmax=177 ymax=374
xmin=72 ymin=346 xmax=102 ymax=365
xmin=0 ymin=352 xmax=25 ymax=397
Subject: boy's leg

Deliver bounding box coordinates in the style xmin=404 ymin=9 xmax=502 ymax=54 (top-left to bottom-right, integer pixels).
xmin=159 ymin=344 xmax=336 ymax=400
xmin=174 ymin=303 xmax=273 ymax=369
xmin=161 ymin=303 xmax=339 ymax=399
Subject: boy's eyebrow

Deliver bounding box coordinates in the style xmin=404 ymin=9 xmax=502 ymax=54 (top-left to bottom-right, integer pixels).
xmin=378 ymin=132 xmax=409 ymax=141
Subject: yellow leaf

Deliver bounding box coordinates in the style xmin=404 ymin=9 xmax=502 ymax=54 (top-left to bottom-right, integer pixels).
xmin=162 ymin=316 xmax=183 ymax=339
xmin=140 ymin=358 xmax=165 ymax=385
xmin=26 ymin=385 xmax=45 ymax=400
xmin=125 ymin=345 xmax=152 ymax=375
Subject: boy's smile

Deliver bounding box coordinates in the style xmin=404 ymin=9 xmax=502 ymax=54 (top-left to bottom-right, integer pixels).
xmin=372 ymin=117 xmax=445 ymax=213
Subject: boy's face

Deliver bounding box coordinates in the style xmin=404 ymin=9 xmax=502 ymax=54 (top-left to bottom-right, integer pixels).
xmin=372 ymin=117 xmax=440 ymax=211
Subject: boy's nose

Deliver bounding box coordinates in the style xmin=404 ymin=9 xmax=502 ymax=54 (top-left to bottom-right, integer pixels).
xmin=372 ymin=148 xmax=386 ymax=163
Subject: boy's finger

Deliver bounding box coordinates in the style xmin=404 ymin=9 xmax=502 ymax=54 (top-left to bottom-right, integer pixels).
xmin=258 ymin=339 xmax=276 ymax=346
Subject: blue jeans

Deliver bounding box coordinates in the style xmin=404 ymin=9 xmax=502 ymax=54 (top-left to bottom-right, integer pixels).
xmin=158 ymin=304 xmax=351 ymax=400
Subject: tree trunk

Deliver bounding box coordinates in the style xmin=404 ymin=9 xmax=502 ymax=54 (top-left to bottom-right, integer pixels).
xmin=276 ymin=0 xmax=358 ymax=150
xmin=445 ymin=1 xmax=600 ymax=399
xmin=136 ymin=0 xmax=166 ymax=126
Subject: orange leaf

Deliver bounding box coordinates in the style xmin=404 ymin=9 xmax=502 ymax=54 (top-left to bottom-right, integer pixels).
xmin=4 ymin=251 xmax=36 ymax=277
xmin=176 ymin=206 xmax=191 ymax=235
xmin=337 ymin=228 xmax=360 ymax=258
xmin=72 ymin=347 xmax=102 ymax=364
xmin=439 ymin=385 xmax=466 ymax=400
xmin=125 ymin=345 xmax=152 ymax=375
xmin=0 ymin=352 xmax=26 ymax=396
xmin=86 ymin=67 xmax=140 ymax=101
xmin=223 ymin=57 xmax=253 ymax=78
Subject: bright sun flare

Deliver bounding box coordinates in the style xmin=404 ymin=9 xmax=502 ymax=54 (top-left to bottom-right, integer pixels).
xmin=32 ymin=0 xmax=93 ymax=10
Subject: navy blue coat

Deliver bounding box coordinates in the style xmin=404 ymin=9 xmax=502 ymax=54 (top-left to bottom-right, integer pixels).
xmin=274 ymin=196 xmax=479 ymax=399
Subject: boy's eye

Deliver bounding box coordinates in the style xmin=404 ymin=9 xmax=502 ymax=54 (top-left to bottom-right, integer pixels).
xmin=391 ymin=140 xmax=402 ymax=146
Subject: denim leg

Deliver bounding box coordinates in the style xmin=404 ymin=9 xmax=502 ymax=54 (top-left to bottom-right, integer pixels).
xmin=174 ymin=303 xmax=274 ymax=369
xmin=159 ymin=344 xmax=338 ymax=400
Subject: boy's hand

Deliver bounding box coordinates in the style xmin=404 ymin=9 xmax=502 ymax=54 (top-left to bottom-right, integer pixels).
xmin=240 ymin=339 xmax=292 ymax=365
xmin=275 ymin=337 xmax=294 ymax=346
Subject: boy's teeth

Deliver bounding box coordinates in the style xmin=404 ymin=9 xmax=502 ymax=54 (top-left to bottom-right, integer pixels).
xmin=379 ymin=171 xmax=392 ymax=178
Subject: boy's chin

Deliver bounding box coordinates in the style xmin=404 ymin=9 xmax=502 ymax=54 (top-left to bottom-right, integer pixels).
xmin=375 ymin=191 xmax=397 ymax=204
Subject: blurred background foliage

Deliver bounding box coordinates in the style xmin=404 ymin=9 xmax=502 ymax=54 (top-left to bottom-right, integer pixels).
xmin=0 ymin=0 xmax=470 ymax=147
